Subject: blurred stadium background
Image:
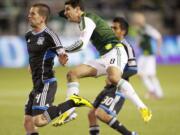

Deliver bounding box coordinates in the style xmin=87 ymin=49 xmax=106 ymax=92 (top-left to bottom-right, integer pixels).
xmin=0 ymin=0 xmax=180 ymax=135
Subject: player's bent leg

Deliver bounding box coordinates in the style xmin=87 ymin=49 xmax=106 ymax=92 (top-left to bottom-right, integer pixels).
xmin=54 ymin=64 xmax=97 ymax=127
xmin=66 ymin=64 xmax=97 ymax=98
xmin=106 ymin=66 xmax=122 ymax=86
xmin=33 ymin=114 xmax=49 ymax=127
xmin=88 ymin=109 xmax=98 ymax=125
xmin=95 ymin=108 xmax=112 ymax=122
xmin=88 ymin=109 xmax=100 ymax=135
xmin=117 ymin=78 xmax=152 ymax=122
xmin=95 ymin=108 xmax=137 ymax=135
xmin=24 ymin=115 xmax=38 ymax=134
xmin=67 ymin=64 xmax=97 ymax=82
xmin=52 ymin=95 xmax=93 ymax=127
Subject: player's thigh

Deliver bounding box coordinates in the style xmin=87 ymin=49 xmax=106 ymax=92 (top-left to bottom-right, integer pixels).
xmin=106 ymin=66 xmax=121 ymax=83
xmin=69 ymin=64 xmax=97 ymax=78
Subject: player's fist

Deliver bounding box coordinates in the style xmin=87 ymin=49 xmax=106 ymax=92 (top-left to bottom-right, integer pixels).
xmin=59 ymin=53 xmax=68 ymax=66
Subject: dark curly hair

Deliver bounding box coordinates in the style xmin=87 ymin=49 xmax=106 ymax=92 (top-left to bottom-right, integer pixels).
xmin=65 ymin=0 xmax=84 ymax=11
xmin=113 ymin=17 xmax=129 ymax=36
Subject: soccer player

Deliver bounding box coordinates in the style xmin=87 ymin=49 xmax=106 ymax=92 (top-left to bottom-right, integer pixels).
xmin=54 ymin=0 xmax=151 ymax=126
xmin=112 ymin=17 xmax=137 ymax=80
xmin=24 ymin=3 xmax=92 ymax=135
xmin=88 ymin=17 xmax=138 ymax=135
xmin=131 ymin=12 xmax=164 ymax=99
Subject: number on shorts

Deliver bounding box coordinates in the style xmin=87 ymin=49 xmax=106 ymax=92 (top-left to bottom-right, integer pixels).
xmin=101 ymin=96 xmax=114 ymax=106
xmin=35 ymin=94 xmax=41 ymax=103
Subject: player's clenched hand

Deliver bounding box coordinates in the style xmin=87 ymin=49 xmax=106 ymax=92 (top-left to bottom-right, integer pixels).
xmin=57 ymin=48 xmax=68 ymax=66
xmin=59 ymin=53 xmax=68 ymax=66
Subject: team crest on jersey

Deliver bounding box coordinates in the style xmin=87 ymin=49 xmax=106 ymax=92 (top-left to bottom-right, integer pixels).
xmin=37 ymin=37 xmax=45 ymax=45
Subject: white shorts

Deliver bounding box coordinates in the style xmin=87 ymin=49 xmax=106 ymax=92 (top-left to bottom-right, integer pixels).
xmin=84 ymin=47 xmax=128 ymax=76
xmin=137 ymin=55 xmax=156 ymax=76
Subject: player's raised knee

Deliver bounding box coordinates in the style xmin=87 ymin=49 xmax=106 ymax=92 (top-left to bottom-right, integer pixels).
xmin=108 ymin=75 xmax=120 ymax=85
xmin=95 ymin=108 xmax=113 ymax=122
xmin=94 ymin=108 xmax=104 ymax=119
xmin=67 ymin=70 xmax=78 ymax=81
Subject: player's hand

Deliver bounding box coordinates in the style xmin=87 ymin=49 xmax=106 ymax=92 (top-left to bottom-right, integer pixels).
xmin=59 ymin=53 xmax=68 ymax=66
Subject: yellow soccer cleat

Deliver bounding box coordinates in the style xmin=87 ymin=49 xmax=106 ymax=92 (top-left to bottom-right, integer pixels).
xmin=69 ymin=94 xmax=93 ymax=108
xmin=139 ymin=108 xmax=152 ymax=123
xmin=52 ymin=111 xmax=77 ymax=127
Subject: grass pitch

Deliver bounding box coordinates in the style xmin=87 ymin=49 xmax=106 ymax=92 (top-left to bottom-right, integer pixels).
xmin=0 ymin=65 xmax=180 ymax=135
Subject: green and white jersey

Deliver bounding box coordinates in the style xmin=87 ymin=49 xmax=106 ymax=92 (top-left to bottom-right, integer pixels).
xmin=138 ymin=24 xmax=161 ymax=55
xmin=66 ymin=12 xmax=119 ymax=56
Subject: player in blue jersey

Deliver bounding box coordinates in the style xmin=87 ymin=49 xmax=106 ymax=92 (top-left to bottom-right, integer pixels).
xmin=24 ymin=3 xmax=92 ymax=135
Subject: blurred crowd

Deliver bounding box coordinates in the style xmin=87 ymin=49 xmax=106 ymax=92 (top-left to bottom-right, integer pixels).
xmin=0 ymin=0 xmax=179 ymax=36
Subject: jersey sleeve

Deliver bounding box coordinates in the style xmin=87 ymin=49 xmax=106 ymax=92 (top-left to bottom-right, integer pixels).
xmin=45 ymin=29 xmax=64 ymax=55
xmin=79 ymin=16 xmax=96 ymax=49
xmin=65 ymin=16 xmax=96 ymax=52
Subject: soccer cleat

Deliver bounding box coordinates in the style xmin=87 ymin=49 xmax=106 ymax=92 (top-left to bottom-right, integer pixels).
xmin=52 ymin=111 xmax=77 ymax=127
xmin=139 ymin=108 xmax=152 ymax=122
xmin=52 ymin=95 xmax=93 ymax=127
xmin=69 ymin=94 xmax=93 ymax=108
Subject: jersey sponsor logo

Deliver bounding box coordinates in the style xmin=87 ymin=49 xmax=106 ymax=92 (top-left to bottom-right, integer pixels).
xmin=37 ymin=37 xmax=45 ymax=45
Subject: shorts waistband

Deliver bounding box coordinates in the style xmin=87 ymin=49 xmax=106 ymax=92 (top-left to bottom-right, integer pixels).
xmin=105 ymin=43 xmax=124 ymax=50
xmin=43 ymin=78 xmax=56 ymax=84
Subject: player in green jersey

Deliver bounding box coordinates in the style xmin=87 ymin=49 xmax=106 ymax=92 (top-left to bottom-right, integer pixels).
xmin=88 ymin=17 xmax=139 ymax=135
xmin=53 ymin=0 xmax=152 ymax=127
xmin=131 ymin=12 xmax=164 ymax=99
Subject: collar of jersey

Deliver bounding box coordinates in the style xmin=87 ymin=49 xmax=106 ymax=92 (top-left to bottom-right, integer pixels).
xmin=32 ymin=27 xmax=47 ymax=35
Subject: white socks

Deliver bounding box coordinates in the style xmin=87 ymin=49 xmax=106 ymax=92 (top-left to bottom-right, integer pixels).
xmin=141 ymin=76 xmax=155 ymax=93
xmin=117 ymin=79 xmax=147 ymax=109
xmin=66 ymin=82 xmax=80 ymax=114
xmin=67 ymin=82 xmax=80 ymax=98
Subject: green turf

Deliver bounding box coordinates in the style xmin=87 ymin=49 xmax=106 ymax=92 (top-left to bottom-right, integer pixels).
xmin=0 ymin=65 xmax=180 ymax=135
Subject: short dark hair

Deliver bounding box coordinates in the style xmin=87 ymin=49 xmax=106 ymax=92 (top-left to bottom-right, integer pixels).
xmin=32 ymin=3 xmax=51 ymax=23
xmin=113 ymin=17 xmax=129 ymax=36
xmin=65 ymin=0 xmax=84 ymax=11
